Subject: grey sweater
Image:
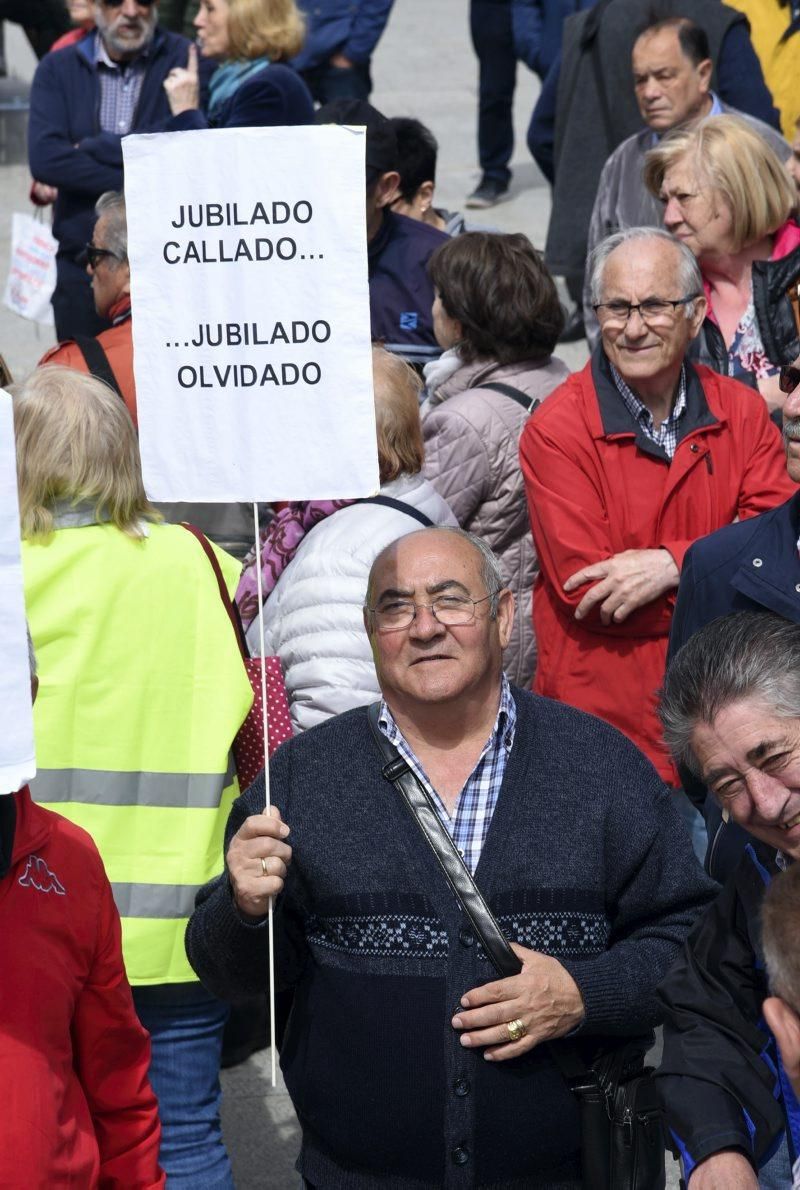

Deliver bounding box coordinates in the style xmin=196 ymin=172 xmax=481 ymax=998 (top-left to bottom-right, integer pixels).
xmin=186 ymin=688 xmax=716 ymax=1188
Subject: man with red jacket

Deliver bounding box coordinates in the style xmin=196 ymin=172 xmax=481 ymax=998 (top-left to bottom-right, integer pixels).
xmin=0 ymin=645 xmax=164 ymax=1189
xmin=520 ymin=227 xmax=794 ymax=796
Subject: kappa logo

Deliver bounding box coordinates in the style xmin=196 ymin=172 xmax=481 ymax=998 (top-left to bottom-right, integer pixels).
xmin=19 ymin=855 xmax=66 ymax=896
xmin=399 ymin=311 xmax=418 ymax=330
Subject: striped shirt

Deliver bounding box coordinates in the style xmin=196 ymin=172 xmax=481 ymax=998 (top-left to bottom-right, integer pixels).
xmin=378 ymin=675 xmax=516 ymax=875
xmin=96 ymin=35 xmax=149 ymax=136
xmin=610 ymin=361 xmax=687 ymax=459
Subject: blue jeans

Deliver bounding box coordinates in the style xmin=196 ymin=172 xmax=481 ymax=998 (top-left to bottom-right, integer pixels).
xmin=133 ymin=989 xmax=234 ymax=1189
xmin=759 ymin=1134 xmax=793 ymax=1188
xmin=301 ymin=60 xmax=372 ymax=104
xmin=469 ymin=0 xmax=516 ymax=183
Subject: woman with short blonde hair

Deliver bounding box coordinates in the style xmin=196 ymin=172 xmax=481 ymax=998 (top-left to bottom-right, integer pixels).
xmin=14 ymin=366 xmax=155 ymax=541
xmin=643 ymin=115 xmax=800 ymax=410
xmin=164 ymin=0 xmax=313 ymax=129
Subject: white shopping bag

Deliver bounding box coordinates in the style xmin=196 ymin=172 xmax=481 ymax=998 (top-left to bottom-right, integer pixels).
xmin=3 ymin=211 xmax=56 ymax=326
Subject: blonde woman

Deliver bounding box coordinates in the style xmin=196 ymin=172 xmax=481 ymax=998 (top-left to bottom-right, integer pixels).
xmin=164 ymin=0 xmax=313 ymax=128
xmin=644 ymin=114 xmax=800 ymax=411
xmin=16 ymin=367 xmax=252 ymax=1187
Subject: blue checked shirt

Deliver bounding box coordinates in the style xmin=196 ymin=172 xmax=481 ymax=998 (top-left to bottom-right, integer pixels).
xmin=96 ymin=35 xmax=149 ymax=136
xmin=378 ymin=675 xmax=516 ymax=875
xmin=610 ymin=362 xmax=687 ymax=460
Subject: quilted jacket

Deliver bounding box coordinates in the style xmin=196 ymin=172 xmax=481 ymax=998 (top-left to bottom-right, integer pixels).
xmin=421 ymin=355 xmax=570 ymax=686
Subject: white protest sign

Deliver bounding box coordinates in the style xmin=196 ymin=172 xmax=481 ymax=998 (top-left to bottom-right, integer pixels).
xmin=0 ymin=390 xmax=35 ymax=793
xmin=124 ymin=125 xmax=378 ymax=502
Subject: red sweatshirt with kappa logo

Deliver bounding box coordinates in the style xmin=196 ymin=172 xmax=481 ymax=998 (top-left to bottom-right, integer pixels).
xmin=0 ymin=786 xmax=164 ymax=1188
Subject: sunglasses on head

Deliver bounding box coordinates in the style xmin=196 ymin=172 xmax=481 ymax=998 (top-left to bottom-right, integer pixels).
xmin=780 ymin=366 xmax=800 ymax=396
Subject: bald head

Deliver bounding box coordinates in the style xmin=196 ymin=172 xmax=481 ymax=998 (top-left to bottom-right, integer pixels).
xmin=365 ymin=527 xmax=503 ymax=612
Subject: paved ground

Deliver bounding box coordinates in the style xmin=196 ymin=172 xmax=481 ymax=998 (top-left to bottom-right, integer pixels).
xmin=0 ymin=10 xmax=679 ymax=1188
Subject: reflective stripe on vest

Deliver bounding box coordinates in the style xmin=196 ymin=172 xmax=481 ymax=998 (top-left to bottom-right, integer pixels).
xmin=112 ymin=881 xmax=200 ymax=919
xmin=32 ymin=767 xmax=232 ymax=809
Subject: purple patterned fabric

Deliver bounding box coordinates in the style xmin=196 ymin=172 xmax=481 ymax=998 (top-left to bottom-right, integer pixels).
xmin=236 ymin=500 xmax=353 ymax=630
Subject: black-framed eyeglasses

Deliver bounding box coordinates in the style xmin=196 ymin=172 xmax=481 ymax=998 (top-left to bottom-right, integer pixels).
xmin=85 ymin=244 xmax=121 ymax=270
xmin=780 ymin=365 xmax=800 ymax=396
xmin=366 ymin=591 xmax=499 ymax=632
xmin=102 ymin=0 xmax=156 ymax=7
xmin=593 ymin=295 xmax=700 ymax=326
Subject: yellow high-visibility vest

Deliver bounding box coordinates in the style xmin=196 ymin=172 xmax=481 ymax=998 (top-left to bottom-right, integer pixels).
xmin=726 ymin=0 xmax=799 ymax=139
xmin=24 ymin=521 xmax=253 ymax=985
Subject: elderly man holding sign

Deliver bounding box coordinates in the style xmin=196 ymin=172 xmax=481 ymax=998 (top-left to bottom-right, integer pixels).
xmin=187 ymin=526 xmax=714 ymax=1188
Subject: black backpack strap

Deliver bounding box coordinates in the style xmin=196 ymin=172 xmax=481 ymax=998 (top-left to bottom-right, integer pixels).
xmin=72 ymin=335 xmax=123 ymax=400
xmin=479 ymin=381 xmax=541 ymax=415
xmin=355 ymin=496 xmax=434 ymax=528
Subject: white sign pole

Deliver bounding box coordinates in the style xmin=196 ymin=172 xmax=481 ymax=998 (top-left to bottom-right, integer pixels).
xmin=252 ymin=501 xmax=277 ymax=1085
xmin=0 ymin=389 xmax=36 ymax=794
xmin=124 ymin=125 xmax=377 ymax=1087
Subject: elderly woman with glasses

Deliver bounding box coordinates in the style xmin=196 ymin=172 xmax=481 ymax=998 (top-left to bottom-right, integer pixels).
xmin=163 ymin=0 xmax=314 ymax=128
xmin=644 ymin=114 xmax=800 ymax=414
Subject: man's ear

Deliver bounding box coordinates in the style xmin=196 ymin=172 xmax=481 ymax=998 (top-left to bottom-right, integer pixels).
xmin=764 ymin=996 xmax=800 ymax=1093
xmin=375 ymin=171 xmax=401 ymax=210
xmin=121 ymin=262 xmax=131 ymax=300
xmin=418 ymin=180 xmax=435 ymax=212
xmin=496 ymin=588 xmax=515 ymax=650
xmin=696 ymin=57 xmax=712 ymax=94
xmin=687 ymin=292 xmax=708 ymax=339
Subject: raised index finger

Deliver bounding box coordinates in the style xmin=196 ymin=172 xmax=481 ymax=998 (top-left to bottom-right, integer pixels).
xmin=188 ymin=42 xmax=199 ymax=74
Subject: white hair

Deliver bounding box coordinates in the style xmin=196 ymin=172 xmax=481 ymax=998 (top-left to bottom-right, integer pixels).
xmin=589 ymin=227 xmax=704 ymax=316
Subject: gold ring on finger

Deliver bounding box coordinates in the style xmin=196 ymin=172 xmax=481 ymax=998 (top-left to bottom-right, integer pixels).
xmin=506 ymin=1017 xmax=527 ymax=1043
xmin=260 ymin=856 xmax=269 ymax=877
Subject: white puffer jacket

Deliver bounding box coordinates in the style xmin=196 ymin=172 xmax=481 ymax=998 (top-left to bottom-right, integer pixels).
xmin=249 ymin=473 xmax=457 ymax=733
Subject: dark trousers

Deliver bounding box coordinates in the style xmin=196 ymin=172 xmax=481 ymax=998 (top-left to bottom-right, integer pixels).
xmin=52 ymin=256 xmax=110 ymax=342
xmin=301 ymin=59 xmax=372 ymax=104
xmin=469 ymin=0 xmax=517 ymax=184
xmin=0 ymin=0 xmax=70 ymax=57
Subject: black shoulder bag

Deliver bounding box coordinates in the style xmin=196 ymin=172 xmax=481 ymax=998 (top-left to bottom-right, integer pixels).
xmin=366 ymin=702 xmax=665 ymax=1190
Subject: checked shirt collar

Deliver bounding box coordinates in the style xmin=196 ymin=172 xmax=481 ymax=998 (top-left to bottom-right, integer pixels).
xmin=378 ymin=674 xmax=516 ymax=875
xmin=610 ymin=361 xmax=687 ymax=460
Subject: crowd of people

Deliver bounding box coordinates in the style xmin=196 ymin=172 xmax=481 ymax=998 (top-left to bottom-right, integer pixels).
xmin=4 ymin=0 xmax=800 ymax=1188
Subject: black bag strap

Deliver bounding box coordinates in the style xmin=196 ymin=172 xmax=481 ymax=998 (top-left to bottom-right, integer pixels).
xmin=479 ymin=381 xmax=541 ymax=415
xmin=367 ymin=701 xmax=521 ymax=977
xmin=72 ymin=335 xmax=124 ymax=400
xmin=366 ymin=700 xmax=605 ymax=1090
xmin=354 ymin=496 xmax=434 ymax=528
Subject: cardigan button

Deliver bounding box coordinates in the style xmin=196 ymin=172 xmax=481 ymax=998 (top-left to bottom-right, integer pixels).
xmin=458 ymin=927 xmax=475 ymax=948
xmin=451 ymin=1146 xmax=469 ymax=1166
xmin=689 ymin=443 xmax=699 ymax=452
xmin=752 ymin=558 xmax=763 ymax=568
xmin=453 ymin=1078 xmax=470 ymax=1097
xmin=796 ymin=584 xmax=800 ymax=593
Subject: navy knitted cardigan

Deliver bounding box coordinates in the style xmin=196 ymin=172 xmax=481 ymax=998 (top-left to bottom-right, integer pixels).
xmin=187 ymin=688 xmax=715 ymax=1188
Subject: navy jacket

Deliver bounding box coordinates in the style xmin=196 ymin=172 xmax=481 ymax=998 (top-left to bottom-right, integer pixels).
xmin=512 ymin=0 xmax=590 ymax=82
xmin=167 ymin=63 xmax=314 ymax=130
xmin=668 ymin=491 xmax=800 ymax=879
xmin=292 ymin=0 xmax=395 ymax=72
xmin=28 ymin=26 xmax=211 ymax=260
xmin=658 ymin=841 xmax=800 ymax=1179
xmin=368 ymin=209 xmax=447 ymax=366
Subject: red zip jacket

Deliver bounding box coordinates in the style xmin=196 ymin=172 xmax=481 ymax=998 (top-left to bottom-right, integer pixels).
xmin=0 ymin=787 xmax=164 ymax=1189
xmin=520 ymin=354 xmax=795 ymax=782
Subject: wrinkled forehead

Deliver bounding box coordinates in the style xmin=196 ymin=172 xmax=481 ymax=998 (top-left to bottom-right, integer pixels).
xmin=369 ymin=532 xmax=483 ymax=601
xmin=600 ymin=239 xmax=683 ymax=298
